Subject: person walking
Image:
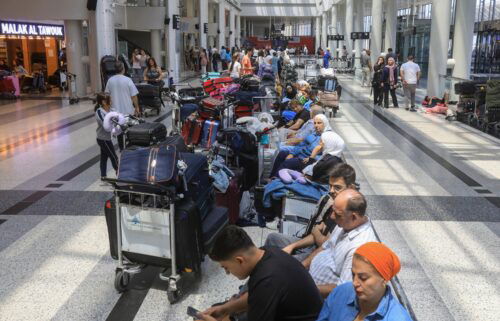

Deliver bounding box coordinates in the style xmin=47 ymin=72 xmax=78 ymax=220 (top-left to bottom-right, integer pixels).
xmin=212 ymin=48 xmax=220 ymax=72
xmin=241 ymin=48 xmax=254 ymax=75
xmin=386 ymin=48 xmax=397 ymax=64
xmin=381 ymin=57 xmax=399 ymax=108
xmin=400 ymin=55 xmax=421 ymax=112
xmin=94 ymin=93 xmax=119 ymax=180
xmin=323 ymin=48 xmax=331 ymax=69
xmin=372 ymin=56 xmax=385 ymax=106
xmin=360 ymin=50 xmax=372 ymax=87
xmin=200 ymin=48 xmax=208 ymax=74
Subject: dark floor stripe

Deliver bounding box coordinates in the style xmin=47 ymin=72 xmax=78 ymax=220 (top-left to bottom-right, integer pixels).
xmin=0 ymin=219 xmax=6 ymax=225
xmin=105 ymin=266 xmax=161 ymax=321
xmin=45 ymin=183 xmax=63 ymax=188
xmin=56 ymin=155 xmax=101 ymax=181
xmin=1 ymin=191 xmax=52 ymax=214
xmin=475 ymin=189 xmax=493 ymax=194
xmin=484 ymin=197 xmax=500 ymax=208
xmin=0 ymin=113 xmax=94 ymax=153
xmin=342 ymin=86 xmax=483 ymax=188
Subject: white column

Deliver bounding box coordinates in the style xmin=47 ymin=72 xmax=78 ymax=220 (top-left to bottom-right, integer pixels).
xmin=427 ymin=0 xmax=452 ymax=97
xmin=199 ymin=0 xmax=208 ymax=50
xmin=345 ymin=0 xmax=354 ymax=54
xmin=370 ymin=0 xmax=383 ymax=65
xmin=229 ymin=9 xmax=235 ymax=49
xmin=354 ymin=0 xmax=364 ymax=67
xmin=235 ymin=15 xmax=241 ymax=47
xmin=330 ymin=5 xmax=338 ymax=51
xmin=95 ymin=0 xmax=115 ymax=58
xmin=167 ymin=0 xmax=180 ymax=82
xmin=452 ymin=0 xmax=476 ymax=80
xmin=322 ymin=12 xmax=328 ymax=49
xmin=64 ymin=20 xmax=86 ymax=96
xmin=218 ymin=2 xmax=225 ymax=48
xmin=315 ymin=17 xmax=321 ymax=50
xmin=384 ymin=0 xmax=397 ymax=51
xmin=149 ymin=0 xmax=162 ymax=65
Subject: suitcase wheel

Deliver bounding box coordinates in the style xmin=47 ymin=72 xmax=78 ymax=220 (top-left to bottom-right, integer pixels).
xmin=114 ymin=268 xmax=130 ymax=293
xmin=167 ymin=288 xmax=181 ymax=304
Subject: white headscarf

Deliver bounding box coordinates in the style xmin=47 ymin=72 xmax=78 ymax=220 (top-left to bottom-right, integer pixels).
xmin=314 ymin=114 xmax=332 ymax=133
xmin=321 ymin=131 xmax=345 ymax=157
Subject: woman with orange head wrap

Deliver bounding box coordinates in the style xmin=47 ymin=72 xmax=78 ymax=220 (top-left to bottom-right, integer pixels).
xmin=316 ymin=242 xmax=413 ymax=321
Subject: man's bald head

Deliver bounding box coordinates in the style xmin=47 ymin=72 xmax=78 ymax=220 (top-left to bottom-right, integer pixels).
xmin=331 ymin=189 xmax=368 ymax=230
xmin=335 ymin=189 xmax=367 ymax=216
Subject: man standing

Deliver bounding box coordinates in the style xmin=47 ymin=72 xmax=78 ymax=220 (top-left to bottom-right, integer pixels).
xmin=386 ymin=48 xmax=397 ymax=64
xmin=400 ymin=55 xmax=421 ymax=112
xmin=360 ymin=50 xmax=372 ymax=87
xmin=105 ymin=61 xmax=140 ymax=150
xmin=241 ymin=48 xmax=254 ymax=75
xmin=197 ymin=226 xmax=323 ymax=321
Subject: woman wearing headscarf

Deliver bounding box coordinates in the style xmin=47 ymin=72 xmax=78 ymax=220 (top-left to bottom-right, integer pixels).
xmin=372 ymin=56 xmax=385 ymax=106
xmin=381 ymin=57 xmax=399 ymax=108
xmin=257 ymin=55 xmax=274 ymax=80
xmin=270 ymin=114 xmax=332 ymax=177
xmin=316 ymin=242 xmax=413 ymax=321
xmin=303 ymin=131 xmax=345 ymax=184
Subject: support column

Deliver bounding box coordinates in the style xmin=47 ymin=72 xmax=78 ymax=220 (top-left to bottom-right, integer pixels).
xmin=229 ymin=9 xmax=235 ymax=49
xmin=384 ymin=0 xmax=397 ymax=52
xmin=345 ymin=0 xmax=354 ymax=54
xmin=452 ymin=0 xmax=476 ymax=80
xmin=199 ymin=0 xmax=208 ymax=50
xmin=427 ymin=0 xmax=452 ymax=97
xmin=150 ymin=0 xmax=162 ymax=64
xmin=354 ymin=0 xmax=364 ymax=68
xmin=322 ymin=12 xmax=328 ymax=49
xmin=370 ymin=0 xmax=383 ymax=65
xmin=218 ymin=2 xmax=225 ymax=49
xmin=330 ymin=5 xmax=338 ymax=52
xmin=315 ymin=17 xmax=321 ymax=50
xmin=64 ymin=20 xmax=87 ymax=97
xmin=236 ymin=15 xmax=241 ymax=48
xmin=167 ymin=0 xmax=180 ymax=82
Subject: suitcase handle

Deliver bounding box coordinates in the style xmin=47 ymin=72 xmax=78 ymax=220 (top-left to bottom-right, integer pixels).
xmin=102 ymin=177 xmax=176 ymax=195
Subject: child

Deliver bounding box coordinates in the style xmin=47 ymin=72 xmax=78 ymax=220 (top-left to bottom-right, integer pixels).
xmin=95 ymin=93 xmax=119 ymax=179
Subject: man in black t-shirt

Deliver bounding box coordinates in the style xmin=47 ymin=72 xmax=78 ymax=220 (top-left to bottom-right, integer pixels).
xmin=197 ymin=226 xmax=322 ymax=321
xmin=286 ymin=100 xmax=310 ymax=131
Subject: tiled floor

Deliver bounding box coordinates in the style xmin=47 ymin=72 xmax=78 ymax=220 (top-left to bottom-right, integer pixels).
xmin=0 ymin=74 xmax=499 ymax=321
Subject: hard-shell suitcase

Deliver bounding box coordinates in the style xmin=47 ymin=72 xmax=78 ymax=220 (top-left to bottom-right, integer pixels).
xmin=163 ymin=134 xmax=188 ymax=152
xmin=202 ymin=206 xmax=229 ymax=251
xmin=126 ymin=122 xmax=167 ymax=147
xmin=181 ymin=118 xmax=204 ymax=145
xmin=201 ymin=120 xmax=220 ymax=148
xmin=235 ymin=101 xmax=254 ymax=118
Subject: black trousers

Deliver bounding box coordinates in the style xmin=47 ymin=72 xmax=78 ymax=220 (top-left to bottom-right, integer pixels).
xmin=97 ymin=139 xmax=119 ymax=177
xmin=384 ymin=87 xmax=399 ymax=107
xmin=373 ymin=86 xmax=383 ymax=105
xmin=117 ymin=134 xmax=125 ymax=151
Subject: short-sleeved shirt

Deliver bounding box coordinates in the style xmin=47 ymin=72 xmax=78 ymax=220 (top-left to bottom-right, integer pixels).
xmin=231 ymin=61 xmax=241 ymax=78
xmin=105 ymin=74 xmax=139 ymax=115
xmin=400 ymin=61 xmax=421 ymax=84
xmin=361 ymin=54 xmax=371 ymax=67
xmin=316 ymin=283 xmax=414 ymax=321
xmin=241 ymin=55 xmax=253 ymax=75
xmin=309 ymin=219 xmax=376 ymax=285
xmin=248 ymin=247 xmax=323 ymax=321
xmin=292 ymin=108 xmax=310 ymax=126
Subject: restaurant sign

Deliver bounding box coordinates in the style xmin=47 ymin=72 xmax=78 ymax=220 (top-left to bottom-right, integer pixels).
xmin=0 ymin=21 xmax=64 ymax=38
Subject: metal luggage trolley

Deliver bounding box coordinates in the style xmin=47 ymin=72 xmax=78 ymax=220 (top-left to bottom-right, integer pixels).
xmin=304 ymin=59 xmax=318 ymax=81
xmin=104 ymin=178 xmax=198 ymax=304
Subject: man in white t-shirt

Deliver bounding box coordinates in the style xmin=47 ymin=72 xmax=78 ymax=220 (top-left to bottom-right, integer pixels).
xmin=105 ymin=60 xmax=140 ymax=150
xmin=400 ymin=55 xmax=421 ymax=112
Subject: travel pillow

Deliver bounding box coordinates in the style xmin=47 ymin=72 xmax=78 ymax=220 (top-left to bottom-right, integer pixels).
xmin=279 ymin=169 xmax=307 ymax=184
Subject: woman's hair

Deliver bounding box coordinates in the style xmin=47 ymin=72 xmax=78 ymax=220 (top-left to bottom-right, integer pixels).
xmin=377 ymin=56 xmax=385 ymax=64
xmin=94 ymin=92 xmax=111 ymax=111
xmin=147 ymin=57 xmax=158 ymax=69
xmin=229 ymin=53 xmax=239 ymax=72
xmin=258 ymin=49 xmax=264 ymax=57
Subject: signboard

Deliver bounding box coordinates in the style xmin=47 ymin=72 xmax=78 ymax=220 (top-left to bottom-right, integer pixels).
xmin=328 ymin=35 xmax=344 ymax=41
xmin=172 ymin=14 xmax=180 ymax=30
xmin=350 ymin=32 xmax=370 ymax=40
xmin=0 ymin=21 xmax=64 ymax=38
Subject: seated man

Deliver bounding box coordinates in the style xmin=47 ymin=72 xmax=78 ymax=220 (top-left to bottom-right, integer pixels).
xmin=197 ymin=226 xmax=322 ymax=321
xmin=280 ymin=104 xmax=324 ymax=153
xmin=266 ymin=163 xmax=357 ymax=261
xmin=279 ymin=99 xmax=310 ymax=134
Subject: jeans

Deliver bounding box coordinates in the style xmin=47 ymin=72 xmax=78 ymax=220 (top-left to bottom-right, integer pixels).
xmin=264 ymin=232 xmax=315 ymax=262
xmin=384 ymin=87 xmax=399 ymax=108
xmin=403 ymin=83 xmax=417 ymax=109
xmin=97 ymin=139 xmax=119 ymax=177
xmin=361 ymin=67 xmax=371 ymax=86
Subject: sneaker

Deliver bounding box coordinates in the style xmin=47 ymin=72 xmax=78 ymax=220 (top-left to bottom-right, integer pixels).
xmin=405 ymin=107 xmax=410 ymax=111
xmin=410 ymin=107 xmax=417 ymax=112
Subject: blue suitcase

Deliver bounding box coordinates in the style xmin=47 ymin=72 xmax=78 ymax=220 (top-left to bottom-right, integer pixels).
xmin=201 ymin=120 xmax=220 ymax=149
xmin=202 ymin=206 xmax=229 ymax=251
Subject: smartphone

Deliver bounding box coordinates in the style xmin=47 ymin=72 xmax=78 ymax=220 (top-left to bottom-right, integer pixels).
xmin=187 ymin=306 xmax=201 ymax=318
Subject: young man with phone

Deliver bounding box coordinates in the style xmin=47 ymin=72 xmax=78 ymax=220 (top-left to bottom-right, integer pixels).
xmin=196 ymin=226 xmax=322 ymax=321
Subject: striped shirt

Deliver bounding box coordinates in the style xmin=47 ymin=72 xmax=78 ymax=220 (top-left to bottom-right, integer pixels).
xmin=309 ymin=219 xmax=376 ymax=285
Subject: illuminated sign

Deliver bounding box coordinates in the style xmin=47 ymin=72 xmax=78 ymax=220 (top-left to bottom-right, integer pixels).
xmin=0 ymin=21 xmax=64 ymax=38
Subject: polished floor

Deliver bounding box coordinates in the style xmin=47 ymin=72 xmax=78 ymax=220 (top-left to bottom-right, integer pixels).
xmin=0 ymin=75 xmax=499 ymax=321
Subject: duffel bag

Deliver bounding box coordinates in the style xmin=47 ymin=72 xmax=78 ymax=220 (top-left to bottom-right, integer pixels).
xmin=118 ymin=144 xmax=179 ymax=184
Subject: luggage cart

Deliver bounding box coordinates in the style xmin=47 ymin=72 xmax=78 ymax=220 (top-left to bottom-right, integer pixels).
xmin=103 ymin=178 xmax=201 ymax=304
xmin=66 ymin=72 xmax=79 ymax=105
xmin=304 ymin=59 xmax=317 ymax=81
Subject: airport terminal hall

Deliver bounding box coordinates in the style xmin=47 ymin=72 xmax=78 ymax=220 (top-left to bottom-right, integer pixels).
xmin=1 ymin=0 xmax=499 ymax=320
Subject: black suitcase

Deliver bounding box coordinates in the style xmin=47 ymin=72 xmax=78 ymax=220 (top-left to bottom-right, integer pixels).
xmin=181 ymin=152 xmax=213 ymax=213
xmin=455 ymin=82 xmax=477 ymax=95
xmin=104 ymin=196 xmax=204 ymax=272
xmin=126 ymin=122 xmax=167 ymax=147
xmin=136 ymin=83 xmax=161 ymax=96
xmin=202 ymin=206 xmax=229 ymax=252
xmin=164 ymin=134 xmax=188 ymax=152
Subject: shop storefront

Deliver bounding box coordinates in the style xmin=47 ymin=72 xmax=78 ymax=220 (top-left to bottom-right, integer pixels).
xmin=0 ymin=20 xmax=65 ymax=79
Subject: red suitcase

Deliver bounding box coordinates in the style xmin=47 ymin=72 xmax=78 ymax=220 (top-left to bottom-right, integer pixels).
xmin=214 ymin=77 xmax=233 ymax=84
xmin=0 ymin=78 xmax=15 ymax=93
xmin=181 ymin=118 xmax=204 ymax=145
xmin=215 ymin=168 xmax=244 ymax=224
xmin=202 ymin=97 xmax=224 ymax=108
